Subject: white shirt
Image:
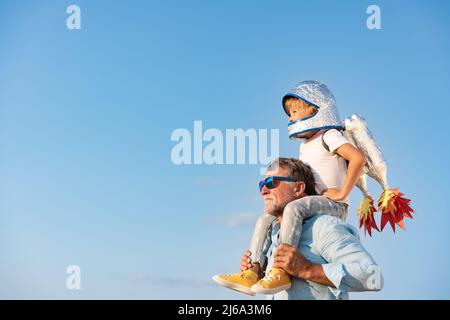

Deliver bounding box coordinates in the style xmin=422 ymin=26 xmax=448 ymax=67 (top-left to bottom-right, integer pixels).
xmin=299 ymin=129 xmax=350 ymax=204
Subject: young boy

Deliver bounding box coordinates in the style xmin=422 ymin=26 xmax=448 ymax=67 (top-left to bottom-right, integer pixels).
xmin=213 ymin=80 xmax=366 ymax=295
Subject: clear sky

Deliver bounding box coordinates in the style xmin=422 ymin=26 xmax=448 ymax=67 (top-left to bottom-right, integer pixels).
xmin=1 ymin=0 xmax=449 ymax=299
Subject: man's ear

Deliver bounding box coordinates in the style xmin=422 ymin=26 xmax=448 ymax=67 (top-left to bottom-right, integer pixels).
xmin=294 ymin=181 xmax=305 ymax=196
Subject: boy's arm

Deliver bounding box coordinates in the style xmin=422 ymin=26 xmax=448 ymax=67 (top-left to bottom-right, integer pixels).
xmin=323 ymin=143 xmax=366 ymax=201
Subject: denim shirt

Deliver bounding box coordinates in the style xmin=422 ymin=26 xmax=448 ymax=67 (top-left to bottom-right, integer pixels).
xmin=265 ymin=215 xmax=383 ymax=300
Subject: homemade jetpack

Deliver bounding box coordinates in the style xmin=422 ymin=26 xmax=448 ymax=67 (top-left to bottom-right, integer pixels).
xmin=284 ymin=81 xmax=414 ymax=236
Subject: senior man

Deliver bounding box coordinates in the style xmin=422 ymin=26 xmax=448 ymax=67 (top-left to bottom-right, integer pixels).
xmin=236 ymin=157 xmax=382 ymax=299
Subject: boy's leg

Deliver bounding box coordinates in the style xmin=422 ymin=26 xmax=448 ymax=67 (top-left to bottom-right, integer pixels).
xmin=212 ymin=213 xmax=275 ymax=296
xmin=252 ymin=196 xmax=343 ymax=295
xmin=249 ymin=214 xmax=277 ymax=268
xmin=281 ymin=195 xmax=344 ymax=246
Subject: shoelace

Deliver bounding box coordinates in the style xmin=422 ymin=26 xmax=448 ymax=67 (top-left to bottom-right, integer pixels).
xmin=261 ymin=271 xmax=280 ymax=285
xmin=224 ymin=272 xmax=245 ymax=278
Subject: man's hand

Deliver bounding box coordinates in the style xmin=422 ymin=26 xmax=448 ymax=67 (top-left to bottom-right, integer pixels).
xmin=273 ymin=244 xmax=335 ymax=287
xmin=273 ymin=244 xmax=312 ymax=278
xmin=240 ymin=250 xmax=266 ymax=279
xmin=323 ymin=188 xmax=346 ymax=202
xmin=240 ymin=250 xmax=252 ymax=271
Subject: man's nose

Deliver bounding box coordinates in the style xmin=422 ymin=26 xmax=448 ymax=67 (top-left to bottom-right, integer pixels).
xmin=260 ymin=185 xmax=269 ymax=196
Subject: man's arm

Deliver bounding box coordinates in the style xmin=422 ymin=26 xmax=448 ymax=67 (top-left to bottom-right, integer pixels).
xmin=316 ymin=222 xmax=383 ymax=295
xmin=273 ymin=220 xmax=383 ymax=298
xmin=273 ymin=244 xmax=335 ymax=287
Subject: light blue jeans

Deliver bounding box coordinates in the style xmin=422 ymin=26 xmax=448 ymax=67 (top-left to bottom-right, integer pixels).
xmin=249 ymin=195 xmax=348 ymax=267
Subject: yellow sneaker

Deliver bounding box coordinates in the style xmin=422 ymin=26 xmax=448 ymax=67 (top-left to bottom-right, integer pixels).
xmin=250 ymin=267 xmax=291 ymax=295
xmin=212 ymin=269 xmax=259 ymax=296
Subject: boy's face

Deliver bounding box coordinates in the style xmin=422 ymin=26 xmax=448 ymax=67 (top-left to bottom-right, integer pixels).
xmin=286 ymin=103 xmax=316 ymax=123
xmin=286 ymin=102 xmax=319 ymax=139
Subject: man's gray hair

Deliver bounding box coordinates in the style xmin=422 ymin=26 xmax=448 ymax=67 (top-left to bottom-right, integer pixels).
xmin=267 ymin=157 xmax=317 ymax=196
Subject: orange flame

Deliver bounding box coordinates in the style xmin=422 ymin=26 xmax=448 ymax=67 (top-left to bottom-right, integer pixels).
xmin=358 ymin=195 xmax=379 ymax=236
xmin=378 ymin=188 xmax=414 ymax=232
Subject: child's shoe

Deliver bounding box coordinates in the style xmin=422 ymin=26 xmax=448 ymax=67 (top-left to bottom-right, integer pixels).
xmin=250 ymin=267 xmax=291 ymax=294
xmin=212 ymin=269 xmax=259 ymax=296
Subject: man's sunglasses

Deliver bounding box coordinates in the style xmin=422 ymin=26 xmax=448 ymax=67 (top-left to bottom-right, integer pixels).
xmin=258 ymin=176 xmax=297 ymax=192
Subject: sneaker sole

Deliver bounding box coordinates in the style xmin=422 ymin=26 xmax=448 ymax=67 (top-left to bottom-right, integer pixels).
xmin=212 ymin=275 xmax=256 ymax=296
xmin=250 ymin=283 xmax=292 ymax=295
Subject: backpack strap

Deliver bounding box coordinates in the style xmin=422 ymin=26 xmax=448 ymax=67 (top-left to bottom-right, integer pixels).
xmin=321 ymin=129 xmax=349 ymax=167
xmin=321 ymin=129 xmax=343 ymax=153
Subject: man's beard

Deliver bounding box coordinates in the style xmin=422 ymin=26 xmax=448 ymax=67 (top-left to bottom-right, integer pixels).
xmin=264 ymin=200 xmax=285 ymax=217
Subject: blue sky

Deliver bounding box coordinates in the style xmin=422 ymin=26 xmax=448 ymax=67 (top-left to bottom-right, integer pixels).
xmin=1 ymin=0 xmax=449 ymax=299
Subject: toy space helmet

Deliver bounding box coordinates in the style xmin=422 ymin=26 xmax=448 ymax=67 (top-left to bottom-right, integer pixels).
xmin=282 ymin=80 xmax=344 ymax=139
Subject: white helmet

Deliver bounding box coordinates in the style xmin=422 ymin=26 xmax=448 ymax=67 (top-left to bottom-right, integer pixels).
xmin=282 ymin=80 xmax=343 ymax=139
